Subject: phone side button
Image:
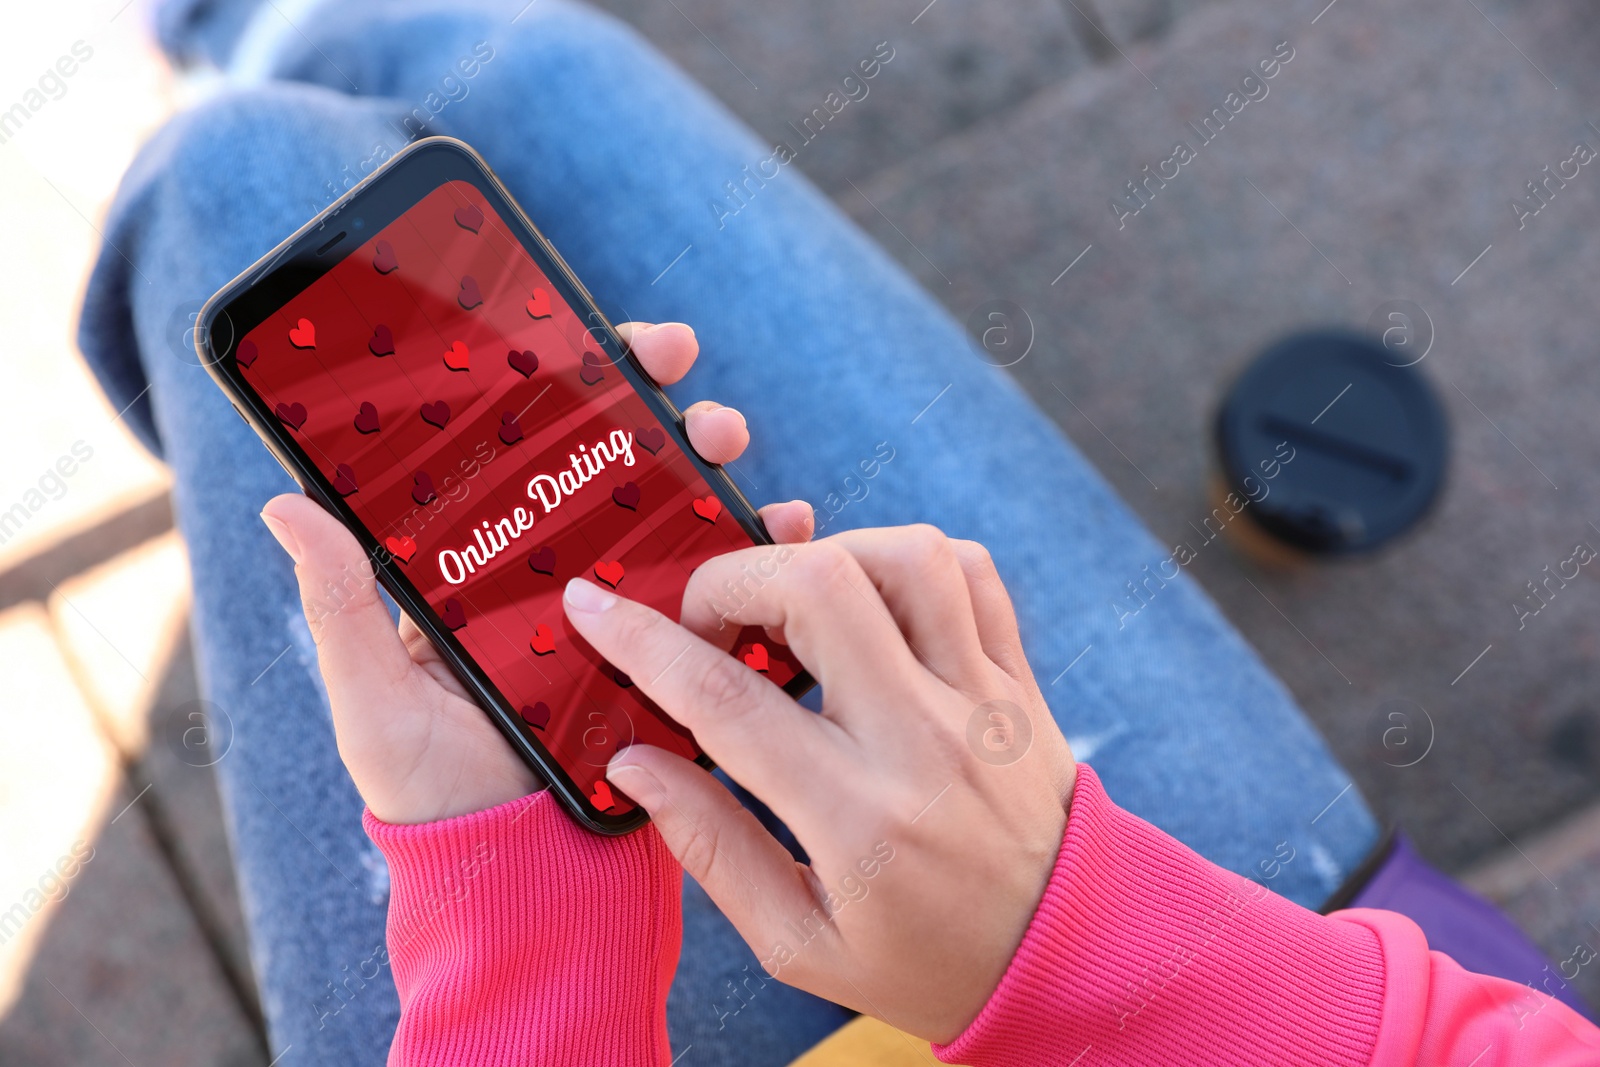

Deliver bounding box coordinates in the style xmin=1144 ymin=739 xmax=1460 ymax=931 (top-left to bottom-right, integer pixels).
xmin=231 ymin=404 xmax=248 ymax=423
xmin=266 ymin=447 xmax=302 ymax=487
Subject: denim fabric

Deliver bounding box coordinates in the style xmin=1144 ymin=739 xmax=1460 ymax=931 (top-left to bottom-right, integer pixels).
xmin=78 ymin=1 xmax=1380 ymax=1062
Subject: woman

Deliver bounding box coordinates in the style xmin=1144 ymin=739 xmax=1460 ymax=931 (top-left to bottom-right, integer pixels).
xmin=80 ymin=0 xmax=1587 ymax=1060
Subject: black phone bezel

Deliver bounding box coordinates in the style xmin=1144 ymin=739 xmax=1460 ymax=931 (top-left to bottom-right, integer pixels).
xmin=195 ymin=136 xmax=815 ymax=835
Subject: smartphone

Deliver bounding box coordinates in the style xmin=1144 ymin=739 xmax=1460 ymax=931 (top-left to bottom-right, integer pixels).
xmin=197 ymin=136 xmax=812 ymax=834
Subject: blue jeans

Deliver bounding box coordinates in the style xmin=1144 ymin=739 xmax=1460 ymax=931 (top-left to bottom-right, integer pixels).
xmin=80 ymin=1 xmax=1381 ymax=1063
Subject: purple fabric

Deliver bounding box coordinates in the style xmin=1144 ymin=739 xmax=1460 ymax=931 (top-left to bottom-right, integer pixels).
xmin=1350 ymin=834 xmax=1589 ymax=1019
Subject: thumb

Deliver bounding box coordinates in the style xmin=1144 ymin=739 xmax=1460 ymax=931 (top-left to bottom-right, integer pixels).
xmin=259 ymin=493 xmax=413 ymax=708
xmin=608 ymin=745 xmax=826 ymax=963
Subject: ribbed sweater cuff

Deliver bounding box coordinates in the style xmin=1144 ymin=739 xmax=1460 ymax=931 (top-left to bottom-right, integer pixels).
xmin=364 ymin=791 xmax=680 ymax=1066
xmin=935 ymin=765 xmax=1387 ymax=1066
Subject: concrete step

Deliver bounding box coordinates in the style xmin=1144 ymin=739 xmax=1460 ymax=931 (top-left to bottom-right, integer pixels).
xmin=840 ymin=0 xmax=1600 ymax=878
xmin=45 ymin=532 xmax=262 ymax=1039
xmin=0 ymin=603 xmax=264 ymax=1066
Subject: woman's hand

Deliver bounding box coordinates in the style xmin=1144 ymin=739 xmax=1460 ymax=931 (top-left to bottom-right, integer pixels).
xmin=567 ymin=525 xmax=1078 ymax=1044
xmin=259 ymin=321 xmax=814 ymax=825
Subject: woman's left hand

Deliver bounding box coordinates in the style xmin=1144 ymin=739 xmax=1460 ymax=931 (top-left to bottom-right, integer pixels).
xmin=260 ymin=320 xmax=813 ymax=825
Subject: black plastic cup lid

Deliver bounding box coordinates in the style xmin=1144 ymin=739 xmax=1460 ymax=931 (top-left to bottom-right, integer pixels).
xmin=1216 ymin=330 xmax=1448 ymax=554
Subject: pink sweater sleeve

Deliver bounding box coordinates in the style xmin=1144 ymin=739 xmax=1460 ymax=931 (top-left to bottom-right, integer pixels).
xmin=363 ymin=791 xmax=680 ymax=1066
xmin=935 ymin=765 xmax=1600 ymax=1067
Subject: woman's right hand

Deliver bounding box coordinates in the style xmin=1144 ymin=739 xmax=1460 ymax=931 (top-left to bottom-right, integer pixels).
xmin=564 ymin=525 xmax=1078 ymax=1044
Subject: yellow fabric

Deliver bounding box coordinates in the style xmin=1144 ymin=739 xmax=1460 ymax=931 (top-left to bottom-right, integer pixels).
xmin=788 ymin=1016 xmax=968 ymax=1067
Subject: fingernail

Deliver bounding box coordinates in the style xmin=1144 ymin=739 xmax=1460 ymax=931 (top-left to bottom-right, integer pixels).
xmin=260 ymin=511 xmax=303 ymax=564
xmin=564 ymin=577 xmax=616 ymax=613
xmin=606 ymin=761 xmax=664 ymax=809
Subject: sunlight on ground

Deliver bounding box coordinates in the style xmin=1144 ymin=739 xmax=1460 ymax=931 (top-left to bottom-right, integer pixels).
xmin=0 ymin=605 xmax=121 ymax=1018
xmin=0 ymin=0 xmax=190 ymax=1029
xmin=49 ymin=531 xmax=192 ymax=749
xmin=0 ymin=2 xmax=177 ymax=570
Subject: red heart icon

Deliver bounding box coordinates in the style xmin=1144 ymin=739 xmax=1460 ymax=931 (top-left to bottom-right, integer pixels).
xmin=527 ymin=546 xmax=557 ymax=575
xmin=525 ymin=288 xmax=552 ymax=319
xmin=275 ymin=401 xmax=307 ymax=430
xmin=332 ymin=463 xmax=358 ymax=496
xmin=420 ymin=401 xmax=451 ymax=429
xmin=529 ymin=624 xmax=556 ymax=655
xmin=442 ymin=340 xmax=470 ymax=371
xmin=385 ymin=535 xmax=417 ymax=563
xmin=458 ymin=276 xmax=483 ymax=310
xmin=590 ymin=779 xmax=617 ymax=813
xmin=372 ymin=241 xmax=399 ymax=274
xmin=520 ymin=702 xmax=551 ymax=729
xmin=235 ymin=340 xmax=259 ymax=368
xmin=288 ymin=318 xmax=316 ymax=349
xmin=594 ymin=560 xmax=625 ymax=588
xmin=579 ymin=363 xmax=605 ymax=386
xmin=368 ymin=324 xmax=395 ymax=357
xmin=499 ymin=411 xmax=524 ymax=446
xmin=743 ymin=643 xmax=770 ymax=672
xmin=692 ymin=495 xmax=722 ymax=523
xmin=635 ymin=427 xmax=666 ymax=454
xmin=454 ymin=204 xmax=484 ymax=232
xmin=440 ymin=598 xmax=467 ymax=631
xmin=353 ymin=402 xmax=380 ymax=434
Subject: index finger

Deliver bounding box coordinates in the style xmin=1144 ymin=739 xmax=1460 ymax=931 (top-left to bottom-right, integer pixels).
xmin=678 ymin=539 xmax=926 ymax=703
xmin=561 ymin=576 xmax=846 ymax=827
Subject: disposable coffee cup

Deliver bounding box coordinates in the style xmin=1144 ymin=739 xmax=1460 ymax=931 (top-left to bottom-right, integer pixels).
xmin=1213 ymin=330 xmax=1448 ymax=561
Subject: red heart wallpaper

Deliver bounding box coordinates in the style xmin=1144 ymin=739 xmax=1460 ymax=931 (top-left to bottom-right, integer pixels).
xmin=236 ymin=179 xmax=799 ymax=814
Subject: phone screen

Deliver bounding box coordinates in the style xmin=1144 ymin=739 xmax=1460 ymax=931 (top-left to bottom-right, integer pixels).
xmin=229 ymin=177 xmax=803 ymax=820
